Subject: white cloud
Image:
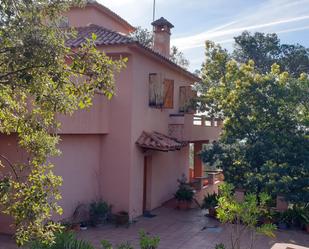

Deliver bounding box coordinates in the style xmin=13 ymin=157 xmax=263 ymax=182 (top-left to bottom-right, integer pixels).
xmin=172 ymin=15 xmax=309 ymax=50
xmin=96 ymin=0 xmax=309 ymax=71
xmin=172 ymin=0 xmax=309 ymax=50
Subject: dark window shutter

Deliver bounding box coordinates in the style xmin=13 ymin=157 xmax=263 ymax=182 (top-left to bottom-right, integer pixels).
xmin=179 ymin=86 xmax=196 ymax=113
xmin=149 ymin=73 xmax=163 ymax=107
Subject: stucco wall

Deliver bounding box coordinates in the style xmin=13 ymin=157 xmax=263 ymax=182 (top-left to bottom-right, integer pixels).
xmin=129 ymin=49 xmax=195 ymax=216
xmin=97 ymin=53 xmax=133 ymax=214
xmin=52 ymin=134 xmax=102 ymax=220
xmin=0 ymin=135 xmax=28 ymax=234
xmin=65 ymin=6 xmax=130 ymax=34
xmin=149 ymin=148 xmax=189 ymax=210
xmin=58 ymin=95 xmax=110 ymax=134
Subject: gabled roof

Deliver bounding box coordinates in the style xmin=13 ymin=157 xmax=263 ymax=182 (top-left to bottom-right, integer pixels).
xmin=86 ymin=1 xmax=135 ymax=33
xmin=65 ymin=24 xmax=200 ymax=82
xmin=151 ymin=17 xmax=174 ymax=28
xmin=136 ymin=131 xmax=187 ymax=152
xmin=66 ymin=24 xmax=133 ymax=47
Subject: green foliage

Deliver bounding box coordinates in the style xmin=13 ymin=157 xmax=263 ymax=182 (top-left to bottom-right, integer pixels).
xmin=116 ymin=243 xmax=135 ymax=249
xmin=275 ymin=206 xmax=309 ymax=227
xmin=101 ymin=240 xmax=113 ymax=249
xmin=0 ymin=0 xmax=125 ymax=245
xmin=139 ymin=230 xmax=160 ymax=249
xmin=215 ymin=243 xmax=226 ymax=249
xmin=29 ymin=231 xmax=94 ymax=249
xmin=170 ymin=46 xmax=190 ymax=69
xmin=129 ymin=26 xmax=153 ymax=48
xmin=300 ymin=210 xmax=309 ymax=225
xmin=216 ymin=184 xmax=276 ymax=249
xmin=174 ymin=176 xmax=194 ymax=202
xmin=100 ymin=230 xmax=159 ymax=249
xmin=233 ymin=32 xmax=281 ymax=75
xmin=102 ymin=242 xmax=135 ymax=249
xmin=202 ymin=193 xmax=218 ymax=209
xmin=199 ymin=39 xmax=309 ymax=204
xmin=233 ymin=31 xmax=309 ymax=76
xmin=89 ymin=200 xmax=112 ymax=226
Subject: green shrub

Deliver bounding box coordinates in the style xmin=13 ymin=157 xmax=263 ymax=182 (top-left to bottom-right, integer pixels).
xmin=89 ymin=200 xmax=112 ymax=226
xmin=100 ymin=230 xmax=160 ymax=249
xmin=215 ymin=244 xmax=226 ymax=249
xmin=202 ymin=193 xmax=218 ymax=209
xmin=29 ymin=231 xmax=94 ymax=249
xmin=275 ymin=205 xmax=309 ymax=228
xmin=216 ymin=183 xmax=276 ymax=249
xmin=174 ymin=176 xmax=194 ymax=202
xmin=101 ymin=241 xmax=134 ymax=249
xmin=139 ymin=230 xmax=160 ymax=249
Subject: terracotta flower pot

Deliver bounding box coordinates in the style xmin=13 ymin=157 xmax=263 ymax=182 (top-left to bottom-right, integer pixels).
xmin=208 ymin=207 xmax=217 ymax=218
xmin=72 ymin=223 xmax=80 ymax=231
xmin=262 ymin=218 xmax=272 ymax=224
xmin=115 ymin=211 xmax=129 ymax=225
xmin=178 ymin=200 xmax=190 ymax=210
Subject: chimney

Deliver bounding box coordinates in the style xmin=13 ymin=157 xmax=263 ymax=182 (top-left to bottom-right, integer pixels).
xmin=151 ymin=17 xmax=174 ymax=58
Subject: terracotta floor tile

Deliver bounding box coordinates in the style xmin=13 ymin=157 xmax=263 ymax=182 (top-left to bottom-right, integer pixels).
xmin=1 ymin=207 xmax=308 ymax=249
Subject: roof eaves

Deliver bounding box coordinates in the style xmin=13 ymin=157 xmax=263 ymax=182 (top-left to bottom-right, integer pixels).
xmin=130 ymin=42 xmax=201 ymax=82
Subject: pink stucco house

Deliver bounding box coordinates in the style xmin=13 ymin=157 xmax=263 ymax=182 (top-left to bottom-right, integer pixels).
xmin=0 ymin=1 xmax=221 ymax=233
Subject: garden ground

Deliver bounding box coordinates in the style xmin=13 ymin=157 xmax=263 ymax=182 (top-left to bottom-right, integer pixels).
xmin=0 ymin=207 xmax=308 ymax=249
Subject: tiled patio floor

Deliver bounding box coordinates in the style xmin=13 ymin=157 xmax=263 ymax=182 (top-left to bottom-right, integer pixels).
xmin=1 ymin=207 xmax=308 ymax=249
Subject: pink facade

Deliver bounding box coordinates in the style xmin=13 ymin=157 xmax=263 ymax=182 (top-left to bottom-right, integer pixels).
xmin=0 ymin=3 xmax=221 ymax=234
xmin=66 ymin=3 xmax=135 ymax=34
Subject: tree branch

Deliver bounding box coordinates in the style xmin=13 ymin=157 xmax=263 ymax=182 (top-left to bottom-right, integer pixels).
xmin=0 ymin=154 xmax=19 ymax=180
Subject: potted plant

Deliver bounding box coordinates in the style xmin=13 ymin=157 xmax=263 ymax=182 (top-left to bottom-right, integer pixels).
xmin=89 ymin=200 xmax=112 ymax=226
xmin=174 ymin=177 xmax=194 ymax=210
xmin=277 ymin=211 xmax=289 ymax=229
xmin=300 ymin=210 xmax=309 ymax=233
xmin=115 ymin=211 xmax=129 ymax=226
xmin=72 ymin=223 xmax=81 ymax=231
xmin=202 ymin=193 xmax=218 ymax=217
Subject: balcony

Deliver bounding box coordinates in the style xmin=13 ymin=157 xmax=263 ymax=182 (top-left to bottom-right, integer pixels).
xmin=168 ymin=114 xmax=222 ymax=142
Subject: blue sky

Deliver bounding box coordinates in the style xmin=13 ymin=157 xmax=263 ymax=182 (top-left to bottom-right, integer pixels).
xmin=98 ymin=0 xmax=309 ymax=71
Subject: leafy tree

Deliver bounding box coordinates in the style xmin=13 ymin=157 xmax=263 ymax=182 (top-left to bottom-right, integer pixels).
xmin=233 ymin=31 xmax=309 ymax=76
xmin=0 ymin=0 xmax=125 ymax=245
xmin=216 ymin=183 xmax=276 ymax=249
xmin=170 ymin=45 xmax=190 ymax=69
xmin=233 ymin=32 xmax=280 ymax=74
xmin=129 ymin=26 xmax=153 ymax=48
xmin=199 ymin=41 xmax=309 ymax=204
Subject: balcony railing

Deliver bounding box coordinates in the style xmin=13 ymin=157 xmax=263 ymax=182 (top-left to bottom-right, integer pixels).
xmin=193 ymin=115 xmax=221 ymax=127
xmin=168 ymin=114 xmax=222 ymax=142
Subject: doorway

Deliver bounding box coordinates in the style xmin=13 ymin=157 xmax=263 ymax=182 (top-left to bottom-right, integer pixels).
xmin=143 ymin=156 xmax=148 ymax=212
xmin=143 ymin=155 xmax=152 ymax=213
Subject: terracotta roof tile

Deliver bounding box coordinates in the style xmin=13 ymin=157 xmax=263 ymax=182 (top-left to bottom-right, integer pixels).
xmin=66 ymin=24 xmax=134 ymax=48
xmin=136 ymin=131 xmax=187 ymax=152
xmin=65 ymin=24 xmax=200 ymax=81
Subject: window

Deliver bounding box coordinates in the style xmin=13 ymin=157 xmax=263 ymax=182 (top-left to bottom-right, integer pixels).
xmin=149 ymin=73 xmax=163 ymax=107
xmin=149 ymin=74 xmax=174 ymax=109
xmin=179 ymin=86 xmax=196 ymax=113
